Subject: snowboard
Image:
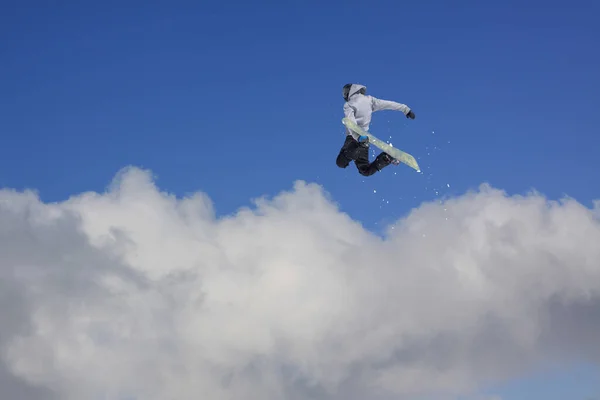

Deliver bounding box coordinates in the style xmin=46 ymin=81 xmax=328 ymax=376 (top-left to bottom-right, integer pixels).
xmin=342 ymin=118 xmax=421 ymax=172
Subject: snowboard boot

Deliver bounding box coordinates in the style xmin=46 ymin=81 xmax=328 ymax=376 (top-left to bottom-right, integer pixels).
xmin=375 ymin=153 xmax=400 ymax=170
xmin=386 ymin=154 xmax=401 ymax=166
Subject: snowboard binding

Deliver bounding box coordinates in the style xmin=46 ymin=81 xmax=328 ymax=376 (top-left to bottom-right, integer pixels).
xmin=382 ymin=153 xmax=400 ymax=166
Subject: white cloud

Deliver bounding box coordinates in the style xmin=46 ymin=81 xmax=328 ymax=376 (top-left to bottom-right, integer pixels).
xmin=0 ymin=166 xmax=599 ymax=400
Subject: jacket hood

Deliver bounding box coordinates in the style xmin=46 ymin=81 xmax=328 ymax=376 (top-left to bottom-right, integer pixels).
xmin=343 ymin=83 xmax=367 ymax=101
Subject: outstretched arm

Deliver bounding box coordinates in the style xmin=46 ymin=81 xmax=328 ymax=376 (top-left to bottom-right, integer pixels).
xmin=371 ymin=97 xmax=414 ymax=118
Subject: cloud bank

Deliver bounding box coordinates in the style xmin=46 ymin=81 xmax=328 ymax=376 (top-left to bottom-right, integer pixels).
xmin=1 ymin=166 xmax=599 ymax=399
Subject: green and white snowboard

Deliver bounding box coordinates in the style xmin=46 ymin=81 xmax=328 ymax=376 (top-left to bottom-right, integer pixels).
xmin=342 ymin=118 xmax=421 ymax=172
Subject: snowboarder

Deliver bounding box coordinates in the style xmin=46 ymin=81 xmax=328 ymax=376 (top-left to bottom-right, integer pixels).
xmin=336 ymin=83 xmax=416 ymax=176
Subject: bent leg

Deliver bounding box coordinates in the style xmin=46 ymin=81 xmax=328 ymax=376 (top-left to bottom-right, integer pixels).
xmin=355 ymin=148 xmax=392 ymax=177
xmin=336 ymin=151 xmax=351 ymax=168
xmin=336 ymin=135 xmax=360 ymax=168
xmin=336 ymin=135 xmax=393 ymax=176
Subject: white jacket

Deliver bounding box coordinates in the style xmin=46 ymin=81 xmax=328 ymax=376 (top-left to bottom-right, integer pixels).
xmin=343 ymin=84 xmax=411 ymax=140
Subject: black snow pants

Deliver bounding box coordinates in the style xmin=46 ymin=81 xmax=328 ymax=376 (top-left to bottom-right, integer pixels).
xmin=335 ymin=135 xmax=392 ymax=176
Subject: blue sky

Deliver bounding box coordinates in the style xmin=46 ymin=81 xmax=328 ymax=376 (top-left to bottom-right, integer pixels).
xmin=1 ymin=1 xmax=599 ymax=399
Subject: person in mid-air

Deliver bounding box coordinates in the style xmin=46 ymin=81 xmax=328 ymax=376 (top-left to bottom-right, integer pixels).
xmin=336 ymin=83 xmax=416 ymax=176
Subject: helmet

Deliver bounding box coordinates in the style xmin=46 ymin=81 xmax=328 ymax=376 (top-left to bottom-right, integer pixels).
xmin=343 ymin=83 xmax=367 ymax=101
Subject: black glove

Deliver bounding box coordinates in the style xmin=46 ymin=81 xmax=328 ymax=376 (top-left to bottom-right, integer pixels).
xmin=407 ymin=110 xmax=415 ymax=119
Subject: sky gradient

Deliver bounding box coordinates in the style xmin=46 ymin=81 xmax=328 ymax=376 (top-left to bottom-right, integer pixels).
xmin=1 ymin=1 xmax=599 ymax=399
